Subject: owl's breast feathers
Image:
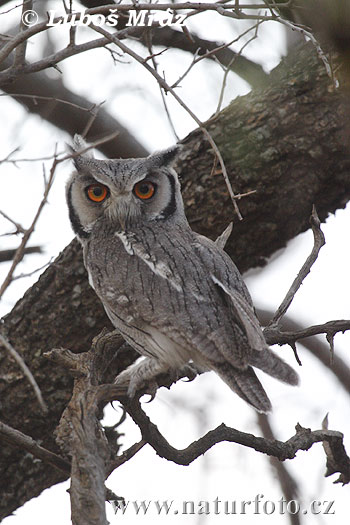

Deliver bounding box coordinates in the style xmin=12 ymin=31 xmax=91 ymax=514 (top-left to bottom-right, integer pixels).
xmin=85 ymin=223 xmax=263 ymax=370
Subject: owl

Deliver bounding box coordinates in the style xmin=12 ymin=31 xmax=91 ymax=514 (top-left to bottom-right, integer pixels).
xmin=66 ymin=135 xmax=298 ymax=412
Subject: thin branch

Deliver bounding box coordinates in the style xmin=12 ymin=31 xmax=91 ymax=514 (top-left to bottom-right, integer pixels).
xmin=0 ymin=420 xmax=70 ymax=474
xmin=0 ymin=3 xmax=277 ymax=70
xmin=143 ymin=30 xmax=180 ymax=141
xmin=61 ymin=130 xmax=120 ymax=162
xmin=147 ymin=26 xmax=268 ymax=88
xmin=0 ymin=92 xmax=102 ymax=113
xmin=171 ymin=21 xmax=262 ymax=90
xmin=0 ymin=246 xmax=42 ymax=263
xmin=0 ymin=151 xmax=58 ymax=299
xmin=109 ymin=392 xmax=350 ymax=484
xmin=268 ymin=206 xmax=325 ymax=326
xmin=215 ymin=20 xmax=261 ymax=114
xmin=0 ymin=209 xmax=25 ymax=233
xmin=272 ymin=13 xmax=339 ymax=89
xmin=0 ymin=334 xmax=48 ymax=413
xmin=107 ymin=440 xmax=146 ymax=475
xmin=13 ymin=0 xmax=32 ymax=67
xmin=0 ymin=26 xmax=143 ymax=86
xmin=11 ymin=257 xmax=53 ymax=281
xmin=258 ymin=309 xmax=350 ymax=396
xmin=264 ymin=319 xmax=350 ymax=347
xmin=0 ymin=66 xmax=148 ymax=159
xmin=80 ymin=101 xmax=105 ymax=138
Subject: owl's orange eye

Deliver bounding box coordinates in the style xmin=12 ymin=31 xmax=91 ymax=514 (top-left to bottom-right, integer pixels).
xmin=86 ymin=184 xmax=109 ymax=202
xmin=133 ymin=181 xmax=156 ymax=200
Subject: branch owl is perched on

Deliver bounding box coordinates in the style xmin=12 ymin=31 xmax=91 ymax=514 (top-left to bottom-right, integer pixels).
xmin=66 ymin=135 xmax=298 ymax=413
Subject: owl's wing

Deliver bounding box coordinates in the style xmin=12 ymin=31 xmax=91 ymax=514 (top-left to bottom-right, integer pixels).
xmin=192 ymin=233 xmax=299 ymax=386
xmin=193 ymin=233 xmax=267 ymax=353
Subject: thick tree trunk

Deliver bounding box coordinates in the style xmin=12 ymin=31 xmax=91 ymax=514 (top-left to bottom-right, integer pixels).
xmin=1 ymin=42 xmax=349 ymax=519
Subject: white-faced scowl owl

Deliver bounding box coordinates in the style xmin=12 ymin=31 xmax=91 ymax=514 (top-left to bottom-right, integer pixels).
xmin=66 ymin=135 xmax=299 ymax=412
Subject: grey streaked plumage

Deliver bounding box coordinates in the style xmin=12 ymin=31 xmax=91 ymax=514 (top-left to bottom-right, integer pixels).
xmin=66 ymin=135 xmax=299 ymax=413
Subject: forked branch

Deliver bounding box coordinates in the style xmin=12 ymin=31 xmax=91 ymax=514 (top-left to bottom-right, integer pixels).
xmin=263 ymin=207 xmax=350 ymax=362
xmin=268 ymin=206 xmax=325 ymax=327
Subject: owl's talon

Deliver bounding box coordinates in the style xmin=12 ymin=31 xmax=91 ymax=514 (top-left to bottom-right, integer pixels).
xmin=180 ymin=363 xmax=199 ymax=382
xmin=145 ymin=381 xmax=159 ymax=400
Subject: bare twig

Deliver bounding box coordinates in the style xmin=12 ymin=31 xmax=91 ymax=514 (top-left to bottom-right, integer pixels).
xmin=62 ymin=130 xmax=120 ymax=161
xmin=0 ymin=420 xmax=70 ymax=474
xmin=258 ymin=308 xmax=350 ymax=396
xmin=0 ymin=4 xmax=277 ymax=71
xmin=268 ymin=206 xmax=325 ymax=327
xmin=13 ymin=0 xmax=32 ymax=67
xmin=0 ymin=26 xmax=144 ymax=86
xmin=11 ymin=257 xmax=53 ymax=281
xmin=0 ymin=151 xmax=58 ymax=299
xmin=0 ymin=246 xmax=42 ymax=263
xmin=215 ymin=20 xmax=261 ymax=114
xmin=264 ymin=319 xmax=350 ymax=347
xmin=0 ymin=132 xmax=120 ymax=298
xmin=171 ymin=21 xmax=261 ymax=90
xmin=0 ymin=209 xmax=25 ymax=233
xmin=149 ymin=27 xmax=267 ymax=88
xmin=260 ymin=208 xmax=350 ymax=364
xmin=143 ymin=30 xmax=179 ymax=141
xmin=0 ymin=147 xmax=20 ymax=164
xmin=0 ymin=333 xmax=48 ymax=413
xmin=107 ymin=440 xmax=146 ymax=474
xmin=0 ymin=92 xmax=102 ymax=113
xmin=271 ymin=12 xmax=339 ymax=89
xmin=80 ymin=101 xmax=106 ymax=139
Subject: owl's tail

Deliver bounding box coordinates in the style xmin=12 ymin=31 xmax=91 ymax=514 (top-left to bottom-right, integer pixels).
xmin=212 ymin=350 xmax=299 ymax=413
xmin=213 ymin=362 xmax=272 ymax=413
xmin=250 ymin=349 xmax=299 ymax=386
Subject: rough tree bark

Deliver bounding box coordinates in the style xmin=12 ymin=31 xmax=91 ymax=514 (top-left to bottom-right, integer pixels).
xmin=0 ymin=42 xmax=349 ymax=519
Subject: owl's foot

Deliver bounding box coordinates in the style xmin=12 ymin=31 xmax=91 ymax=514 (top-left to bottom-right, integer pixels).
xmin=178 ymin=362 xmax=202 ymax=382
xmin=163 ymin=362 xmax=199 ymax=385
xmin=114 ymin=357 xmax=169 ymax=399
xmin=114 ymin=359 xmax=200 ymax=399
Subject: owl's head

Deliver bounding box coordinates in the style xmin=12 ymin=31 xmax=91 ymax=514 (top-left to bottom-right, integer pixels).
xmin=66 ymin=135 xmax=186 ymax=240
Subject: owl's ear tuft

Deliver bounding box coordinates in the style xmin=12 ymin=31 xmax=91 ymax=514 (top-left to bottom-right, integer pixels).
xmin=67 ymin=134 xmax=94 ymax=171
xmin=148 ymin=145 xmax=181 ymax=168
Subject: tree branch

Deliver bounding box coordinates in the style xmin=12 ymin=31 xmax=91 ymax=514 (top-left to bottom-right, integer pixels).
xmin=264 ymin=319 xmax=350 ymax=347
xmin=142 ymin=26 xmax=268 ymax=88
xmin=258 ymin=308 xmax=350 ymax=397
xmin=0 ymin=152 xmax=60 ymax=298
xmin=260 ymin=207 xmax=350 ymax=365
xmin=268 ymin=206 xmax=326 ymax=327
xmin=115 ymin=391 xmax=350 ymax=485
xmin=0 ymin=61 xmax=148 ymax=159
xmin=0 ymin=246 xmax=42 ymax=263
xmin=0 ymin=334 xmax=47 ymax=413
xmin=0 ymin=421 xmax=70 ymax=475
